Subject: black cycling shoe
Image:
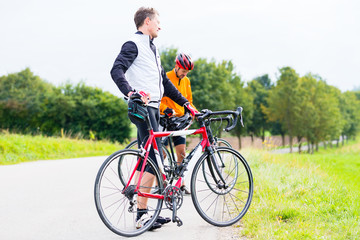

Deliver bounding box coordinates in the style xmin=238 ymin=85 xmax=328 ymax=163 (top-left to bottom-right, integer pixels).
xmin=180 ymin=185 xmax=191 ymax=195
xmin=149 ymin=222 xmax=162 ymax=231
xmin=156 ymin=216 xmax=171 ymax=224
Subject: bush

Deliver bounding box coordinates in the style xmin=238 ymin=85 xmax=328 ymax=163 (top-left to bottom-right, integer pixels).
xmin=0 ymin=69 xmax=131 ymax=143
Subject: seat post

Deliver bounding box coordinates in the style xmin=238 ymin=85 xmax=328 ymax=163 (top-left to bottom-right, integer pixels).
xmin=145 ymin=114 xmax=152 ymax=131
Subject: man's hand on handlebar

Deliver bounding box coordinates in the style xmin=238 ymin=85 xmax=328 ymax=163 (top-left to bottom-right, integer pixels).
xmin=128 ymin=90 xmax=150 ymax=105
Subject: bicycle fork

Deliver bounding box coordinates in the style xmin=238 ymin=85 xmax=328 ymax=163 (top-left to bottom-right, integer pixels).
xmin=206 ymin=147 xmax=228 ymax=189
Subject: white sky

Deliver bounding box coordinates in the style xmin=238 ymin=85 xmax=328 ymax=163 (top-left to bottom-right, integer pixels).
xmin=1 ymin=0 xmax=359 ymax=97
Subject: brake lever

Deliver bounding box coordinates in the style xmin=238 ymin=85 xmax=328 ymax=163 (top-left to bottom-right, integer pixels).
xmin=223 ymin=115 xmax=232 ymax=131
xmin=238 ymin=107 xmax=244 ymax=127
xmin=224 ymin=107 xmax=243 ymax=132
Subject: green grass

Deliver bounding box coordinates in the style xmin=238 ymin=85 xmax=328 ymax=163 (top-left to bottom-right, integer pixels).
xmin=0 ymin=132 xmax=127 ymax=165
xmin=239 ymin=138 xmax=360 ymax=239
xmin=2 ymin=131 xmax=359 ymax=238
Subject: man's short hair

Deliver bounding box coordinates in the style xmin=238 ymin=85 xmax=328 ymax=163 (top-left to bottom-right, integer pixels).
xmin=134 ymin=7 xmax=159 ymax=29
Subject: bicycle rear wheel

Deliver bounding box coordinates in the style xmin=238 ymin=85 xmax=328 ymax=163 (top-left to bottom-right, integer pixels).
xmin=94 ymin=149 xmax=164 ymax=237
xmin=190 ymin=147 xmax=253 ymax=227
xmin=125 ymin=140 xmax=173 ymax=164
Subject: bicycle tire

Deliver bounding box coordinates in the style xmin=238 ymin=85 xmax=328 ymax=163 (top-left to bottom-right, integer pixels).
xmin=118 ymin=140 xmax=175 ymax=185
xmin=125 ymin=139 xmax=173 ymax=162
xmin=124 ymin=139 xmax=138 ymax=149
xmin=94 ymin=149 xmax=164 ymax=237
xmin=216 ymin=138 xmax=232 ymax=147
xmin=190 ymin=147 xmax=253 ymax=227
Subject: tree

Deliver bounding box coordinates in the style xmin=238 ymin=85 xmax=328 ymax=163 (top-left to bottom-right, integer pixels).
xmin=39 ymin=88 xmax=76 ymax=135
xmin=296 ymin=74 xmax=321 ymax=153
xmin=295 ymin=76 xmax=343 ymax=153
xmin=160 ymin=47 xmax=178 ymax=72
xmin=189 ymin=58 xmax=252 ymax=148
xmin=246 ymin=74 xmax=273 ymax=143
xmin=0 ymin=68 xmax=54 ymax=133
xmin=230 ymin=84 xmax=254 ymax=149
xmin=262 ymin=67 xmax=301 ymax=153
xmin=59 ymin=82 xmax=131 ymax=143
xmin=0 ymin=69 xmax=131 ymax=143
xmin=324 ymin=86 xmax=344 ymax=146
xmin=189 ymin=59 xmax=238 ymax=111
xmin=310 ymin=83 xmax=342 ymax=151
xmin=339 ymin=91 xmax=360 ymax=142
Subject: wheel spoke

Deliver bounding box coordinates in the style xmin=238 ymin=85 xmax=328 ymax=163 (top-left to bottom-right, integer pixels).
xmin=94 ymin=149 xmax=164 ymax=237
xmin=191 ymin=147 xmax=253 ymax=226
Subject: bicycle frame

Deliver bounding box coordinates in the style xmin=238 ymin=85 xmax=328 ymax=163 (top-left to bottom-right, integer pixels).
xmin=124 ymin=124 xmax=210 ymax=200
xmin=123 ymin=106 xmax=242 ymax=201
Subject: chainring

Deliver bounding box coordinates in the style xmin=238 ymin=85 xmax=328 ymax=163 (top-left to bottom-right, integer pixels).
xmin=164 ymin=185 xmax=183 ymax=210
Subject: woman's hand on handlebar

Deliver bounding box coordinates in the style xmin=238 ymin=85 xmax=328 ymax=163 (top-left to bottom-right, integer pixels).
xmin=184 ymin=102 xmax=199 ymax=117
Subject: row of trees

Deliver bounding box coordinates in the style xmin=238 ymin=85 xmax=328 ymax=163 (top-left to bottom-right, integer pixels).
xmin=262 ymin=68 xmax=360 ymax=153
xmin=162 ymin=48 xmax=360 ymax=153
xmin=1 ymin=48 xmax=360 ymax=152
xmin=0 ymin=68 xmax=131 ymax=143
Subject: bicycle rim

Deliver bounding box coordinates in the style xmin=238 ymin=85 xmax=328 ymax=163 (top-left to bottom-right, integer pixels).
xmin=190 ymin=147 xmax=253 ymax=227
xmin=117 ymin=140 xmax=138 ymax=186
xmin=94 ymin=149 xmax=163 ymax=237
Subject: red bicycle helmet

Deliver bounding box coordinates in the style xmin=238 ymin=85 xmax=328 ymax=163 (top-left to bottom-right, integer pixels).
xmin=175 ymin=53 xmax=194 ymax=70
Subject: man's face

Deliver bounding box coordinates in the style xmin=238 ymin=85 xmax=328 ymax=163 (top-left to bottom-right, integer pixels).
xmin=148 ymin=14 xmax=161 ymax=39
xmin=175 ymin=67 xmax=190 ymax=79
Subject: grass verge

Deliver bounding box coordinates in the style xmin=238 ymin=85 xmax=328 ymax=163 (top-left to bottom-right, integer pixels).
xmin=238 ymin=139 xmax=360 ymax=239
xmin=0 ymin=132 xmax=126 ymax=165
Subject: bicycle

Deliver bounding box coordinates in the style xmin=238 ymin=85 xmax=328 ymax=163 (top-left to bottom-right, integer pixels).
xmin=94 ymin=106 xmax=253 ymax=237
xmin=122 ymin=113 xmax=233 ymax=184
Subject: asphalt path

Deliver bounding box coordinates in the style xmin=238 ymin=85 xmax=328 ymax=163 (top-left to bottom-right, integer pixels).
xmin=0 ymin=156 xmax=238 ymax=240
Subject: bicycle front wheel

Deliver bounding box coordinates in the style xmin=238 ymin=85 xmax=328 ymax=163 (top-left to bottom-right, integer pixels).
xmin=190 ymin=147 xmax=253 ymax=227
xmin=94 ymin=149 xmax=164 ymax=237
xmin=216 ymin=138 xmax=232 ymax=147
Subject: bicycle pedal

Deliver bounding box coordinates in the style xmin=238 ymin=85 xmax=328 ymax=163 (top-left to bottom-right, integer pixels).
xmin=173 ymin=216 xmax=183 ymax=227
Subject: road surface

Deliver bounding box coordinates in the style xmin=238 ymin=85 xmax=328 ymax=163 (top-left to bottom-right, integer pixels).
xmin=0 ymin=156 xmax=239 ymax=240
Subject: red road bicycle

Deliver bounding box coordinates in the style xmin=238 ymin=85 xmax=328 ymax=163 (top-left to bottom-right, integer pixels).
xmin=123 ymin=112 xmax=233 ymax=182
xmin=94 ymin=107 xmax=253 ymax=237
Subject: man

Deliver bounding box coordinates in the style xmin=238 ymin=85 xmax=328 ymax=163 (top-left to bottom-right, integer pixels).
xmin=160 ymin=53 xmax=197 ymax=194
xmin=110 ymin=7 xmax=198 ymax=230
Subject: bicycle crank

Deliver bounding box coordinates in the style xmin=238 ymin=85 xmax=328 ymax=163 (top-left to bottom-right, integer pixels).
xmin=164 ymin=185 xmax=183 ymax=210
xmin=172 ymin=197 xmax=183 ymax=227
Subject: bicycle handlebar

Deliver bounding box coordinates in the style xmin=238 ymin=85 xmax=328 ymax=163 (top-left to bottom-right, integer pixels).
xmin=196 ymin=107 xmax=244 ymax=131
xmin=209 ymin=116 xmax=231 ymax=124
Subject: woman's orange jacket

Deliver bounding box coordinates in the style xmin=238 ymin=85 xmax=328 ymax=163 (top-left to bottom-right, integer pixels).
xmin=160 ymin=69 xmax=197 ymax=116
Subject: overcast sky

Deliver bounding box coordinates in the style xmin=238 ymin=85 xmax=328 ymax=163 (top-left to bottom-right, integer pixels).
xmin=1 ymin=0 xmax=359 ymax=97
